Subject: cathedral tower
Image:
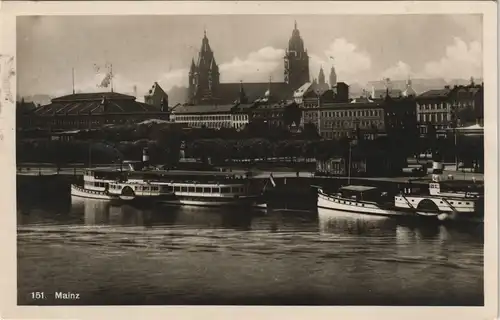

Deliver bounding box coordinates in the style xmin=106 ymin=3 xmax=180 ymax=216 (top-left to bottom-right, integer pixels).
xmin=329 ymin=65 xmax=337 ymax=87
xmin=188 ymin=30 xmax=220 ymax=104
xmin=284 ymin=21 xmax=310 ymax=91
xmin=318 ymin=66 xmax=326 ymax=86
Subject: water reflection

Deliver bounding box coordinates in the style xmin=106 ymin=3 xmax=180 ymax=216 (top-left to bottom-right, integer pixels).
xmin=317 ymin=208 xmax=398 ymax=237
xmin=71 ymin=197 xmax=258 ymax=230
xmin=18 ymin=193 xmax=484 ymax=306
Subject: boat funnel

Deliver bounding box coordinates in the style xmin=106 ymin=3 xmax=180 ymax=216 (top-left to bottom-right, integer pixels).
xmin=431 ymin=160 xmax=443 ymax=174
xmin=142 ymin=147 xmax=150 ymax=165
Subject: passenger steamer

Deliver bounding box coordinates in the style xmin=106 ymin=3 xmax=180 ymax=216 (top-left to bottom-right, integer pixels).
xmin=71 ymin=161 xmax=266 ymax=208
xmin=316 ymin=160 xmax=484 ymax=223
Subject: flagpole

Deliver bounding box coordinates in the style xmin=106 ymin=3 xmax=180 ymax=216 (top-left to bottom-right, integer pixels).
xmin=110 ymin=63 xmax=114 ymax=93
xmin=72 ymin=68 xmax=75 ymax=94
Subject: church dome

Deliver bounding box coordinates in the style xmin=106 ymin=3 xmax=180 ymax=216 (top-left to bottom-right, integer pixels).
xmin=403 ymin=78 xmax=417 ymax=97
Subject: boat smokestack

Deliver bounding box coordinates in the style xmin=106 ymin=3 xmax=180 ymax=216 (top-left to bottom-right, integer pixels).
xmin=142 ymin=147 xmax=150 ymax=165
xmin=431 ymin=151 xmax=443 ymax=181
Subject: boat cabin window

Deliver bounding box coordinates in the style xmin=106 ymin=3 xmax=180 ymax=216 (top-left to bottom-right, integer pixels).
xmin=203 ymin=187 xmax=211 ymax=193
xmin=94 ymin=171 xmax=122 ymax=181
xmin=232 ymin=186 xmax=244 ymax=193
xmin=195 ymin=187 xmax=202 ymax=193
xmin=181 ymin=186 xmax=187 ymax=192
xmin=221 ymin=187 xmax=230 ymax=193
xmin=340 ymin=186 xmax=380 ymax=202
xmin=188 ymin=187 xmax=195 ymax=192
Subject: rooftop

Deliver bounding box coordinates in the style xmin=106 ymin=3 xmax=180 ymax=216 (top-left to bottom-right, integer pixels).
xmin=340 ymin=185 xmax=378 ymax=192
xmin=52 ymin=92 xmax=136 ymax=102
xmin=172 ymin=103 xmax=237 ymax=114
xmin=31 ymin=92 xmax=162 ymax=116
xmin=416 ymin=88 xmax=451 ymax=99
xmin=218 ymin=82 xmax=294 ymax=104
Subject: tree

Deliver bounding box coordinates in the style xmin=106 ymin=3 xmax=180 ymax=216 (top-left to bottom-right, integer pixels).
xmin=302 ymin=123 xmax=320 ymax=140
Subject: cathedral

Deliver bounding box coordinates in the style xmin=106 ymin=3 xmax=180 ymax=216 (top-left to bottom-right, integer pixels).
xmin=187 ymin=22 xmax=315 ymax=105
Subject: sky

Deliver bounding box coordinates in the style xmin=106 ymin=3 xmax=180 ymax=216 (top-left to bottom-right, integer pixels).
xmin=17 ymin=14 xmax=483 ymax=99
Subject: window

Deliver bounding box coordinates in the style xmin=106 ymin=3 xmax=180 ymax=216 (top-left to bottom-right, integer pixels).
xmin=221 ymin=187 xmax=230 ymax=193
xmin=195 ymin=187 xmax=202 ymax=193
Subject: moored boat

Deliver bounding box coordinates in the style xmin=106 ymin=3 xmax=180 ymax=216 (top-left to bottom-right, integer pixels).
xmin=315 ymin=179 xmax=484 ymax=223
xmin=71 ymin=166 xmax=267 ymax=209
xmin=394 ymin=178 xmax=484 ymax=222
xmin=316 ymin=185 xmax=402 ymax=217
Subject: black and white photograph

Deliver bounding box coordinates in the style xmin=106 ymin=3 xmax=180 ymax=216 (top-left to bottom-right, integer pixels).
xmin=0 ymin=1 xmax=498 ymax=319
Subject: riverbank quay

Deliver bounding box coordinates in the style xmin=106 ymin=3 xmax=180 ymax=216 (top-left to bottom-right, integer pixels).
xmin=16 ymin=163 xmax=484 ymax=182
xmin=17 ymin=163 xmax=483 ymax=203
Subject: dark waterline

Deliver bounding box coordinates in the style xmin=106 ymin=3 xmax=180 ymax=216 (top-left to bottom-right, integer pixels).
xmin=17 ymin=191 xmax=484 ymax=306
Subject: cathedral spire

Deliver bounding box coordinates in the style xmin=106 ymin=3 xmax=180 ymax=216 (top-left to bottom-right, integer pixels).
xmin=318 ymin=66 xmax=325 ymax=85
xmin=200 ymin=29 xmax=212 ymax=54
xmin=284 ymin=20 xmax=310 ymax=90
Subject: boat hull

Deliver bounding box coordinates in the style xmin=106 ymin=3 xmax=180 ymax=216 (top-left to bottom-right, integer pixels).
xmin=317 ymin=190 xmax=483 ymax=223
xmin=71 ymin=184 xmax=172 ymax=204
xmin=71 ymin=184 xmax=117 ymax=200
xmin=317 ymin=191 xmax=402 ymax=217
xmin=160 ymin=195 xmax=266 ymax=209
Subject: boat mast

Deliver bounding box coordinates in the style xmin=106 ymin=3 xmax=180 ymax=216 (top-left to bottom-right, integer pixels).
xmin=88 ymin=111 xmax=92 ymax=168
xmin=348 ymin=141 xmax=352 ymax=185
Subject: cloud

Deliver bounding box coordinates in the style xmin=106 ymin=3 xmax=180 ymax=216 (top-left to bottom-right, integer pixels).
xmin=380 ymin=61 xmax=413 ymax=80
xmin=378 ymin=37 xmax=482 ymax=82
xmin=420 ymin=37 xmax=482 ymax=80
xmin=310 ymin=38 xmax=372 ymax=83
xmin=157 ymin=68 xmax=189 ymax=91
xmin=219 ymin=46 xmax=285 ymax=82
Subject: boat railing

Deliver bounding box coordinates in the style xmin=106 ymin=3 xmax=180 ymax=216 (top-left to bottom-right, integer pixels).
xmin=399 ymin=193 xmax=416 ymax=210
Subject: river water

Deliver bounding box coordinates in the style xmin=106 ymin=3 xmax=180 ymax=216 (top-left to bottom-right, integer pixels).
xmin=17 ymin=192 xmax=484 ymax=306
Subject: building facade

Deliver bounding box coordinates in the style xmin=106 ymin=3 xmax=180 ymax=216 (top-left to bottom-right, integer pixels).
xmin=415 ymin=81 xmax=484 ymax=133
xmin=298 ymin=82 xmax=350 ymax=130
xmin=415 ymin=87 xmax=451 ymax=132
xmin=19 ymin=92 xmax=169 ymax=131
xmin=144 ymin=82 xmax=169 ymax=110
xmin=170 ymin=104 xmax=234 ymax=129
xmin=299 ymin=87 xmax=417 ymax=140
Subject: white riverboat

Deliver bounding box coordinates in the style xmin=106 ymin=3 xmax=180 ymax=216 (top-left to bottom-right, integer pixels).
xmin=71 ymin=166 xmax=175 ymax=203
xmin=71 ymin=164 xmax=267 ymax=209
xmin=394 ymin=179 xmax=484 ymax=222
xmin=316 ymin=179 xmax=484 ymax=223
xmin=317 ymin=185 xmax=402 ymax=217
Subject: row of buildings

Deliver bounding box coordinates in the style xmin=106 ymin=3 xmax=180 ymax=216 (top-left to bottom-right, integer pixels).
xmin=17 ymin=22 xmax=484 ymax=139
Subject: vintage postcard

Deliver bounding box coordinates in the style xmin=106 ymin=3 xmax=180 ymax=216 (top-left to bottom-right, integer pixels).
xmin=0 ymin=1 xmax=497 ymax=319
